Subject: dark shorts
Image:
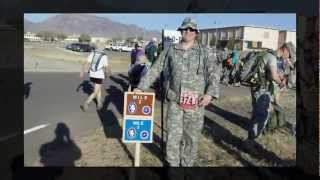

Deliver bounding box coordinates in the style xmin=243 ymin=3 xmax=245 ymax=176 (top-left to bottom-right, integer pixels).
xmin=90 ymin=77 xmax=103 ymax=84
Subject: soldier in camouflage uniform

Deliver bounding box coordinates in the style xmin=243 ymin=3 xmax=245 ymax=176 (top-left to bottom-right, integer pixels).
xmin=134 ymin=17 xmax=220 ymax=166
xmin=212 ymin=46 xmax=229 ymax=82
xmin=248 ymin=42 xmax=295 ymax=140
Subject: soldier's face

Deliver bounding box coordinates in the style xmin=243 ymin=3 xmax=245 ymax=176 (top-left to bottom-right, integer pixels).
xmin=181 ymin=28 xmax=198 ymax=42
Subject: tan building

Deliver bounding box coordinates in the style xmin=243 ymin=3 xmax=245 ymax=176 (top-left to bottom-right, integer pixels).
xmin=91 ymin=36 xmax=108 ymax=44
xmin=200 ymin=25 xmax=296 ymax=51
xmin=278 ymin=30 xmax=296 ymax=48
xmin=64 ymin=34 xmax=80 ymax=42
xmin=24 ymin=32 xmax=42 ymax=41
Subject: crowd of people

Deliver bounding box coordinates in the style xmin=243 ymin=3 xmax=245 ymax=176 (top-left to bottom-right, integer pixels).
xmin=79 ymin=17 xmax=296 ymax=167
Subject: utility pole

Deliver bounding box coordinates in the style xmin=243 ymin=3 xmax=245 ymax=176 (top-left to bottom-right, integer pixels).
xmin=214 ymin=21 xmax=218 ymax=48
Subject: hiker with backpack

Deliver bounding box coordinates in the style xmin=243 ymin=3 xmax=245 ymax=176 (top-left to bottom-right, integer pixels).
xmin=241 ymin=43 xmax=295 ymax=140
xmin=79 ymin=49 xmax=111 ymax=111
xmin=145 ymin=37 xmax=158 ymax=65
xmin=133 ymin=17 xmax=220 ymax=166
xmin=220 ymin=48 xmax=232 ymax=85
xmin=229 ymin=48 xmax=241 ymax=87
xmin=128 ymin=42 xmax=149 ymax=90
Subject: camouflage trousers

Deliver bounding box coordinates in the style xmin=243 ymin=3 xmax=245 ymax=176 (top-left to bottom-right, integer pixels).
xmin=166 ymin=100 xmax=204 ymax=167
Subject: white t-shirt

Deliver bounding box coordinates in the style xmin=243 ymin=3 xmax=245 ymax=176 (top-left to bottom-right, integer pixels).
xmin=87 ymin=52 xmax=108 ymax=79
xmin=266 ymin=53 xmax=277 ymax=69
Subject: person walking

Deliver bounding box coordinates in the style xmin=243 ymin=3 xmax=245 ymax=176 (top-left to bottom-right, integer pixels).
xmin=79 ymin=49 xmax=111 ymax=111
xmin=248 ymin=43 xmax=293 ymax=139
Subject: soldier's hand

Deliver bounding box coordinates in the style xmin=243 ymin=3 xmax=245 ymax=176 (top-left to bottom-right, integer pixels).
xmin=198 ymin=95 xmax=212 ymax=107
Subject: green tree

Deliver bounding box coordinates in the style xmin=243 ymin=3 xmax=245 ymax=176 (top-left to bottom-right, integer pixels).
xmin=36 ymin=31 xmax=55 ymax=41
xmin=57 ymin=33 xmax=67 ymax=41
xmin=112 ymin=36 xmax=122 ymax=43
xmin=227 ymin=38 xmax=235 ymax=50
xmin=125 ymin=37 xmax=135 ymax=44
xmin=210 ymin=37 xmax=216 ymax=47
xmin=79 ymin=34 xmax=91 ymax=43
xmin=137 ymin=36 xmax=143 ymax=41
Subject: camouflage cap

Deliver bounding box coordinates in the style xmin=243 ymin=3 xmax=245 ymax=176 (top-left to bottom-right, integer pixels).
xmin=177 ymin=17 xmax=200 ymax=33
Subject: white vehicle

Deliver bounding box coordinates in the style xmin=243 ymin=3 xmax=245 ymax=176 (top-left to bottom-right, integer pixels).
xmin=105 ymin=44 xmax=112 ymax=50
xmin=110 ymin=44 xmax=120 ymax=51
xmin=120 ymin=45 xmax=134 ymax=52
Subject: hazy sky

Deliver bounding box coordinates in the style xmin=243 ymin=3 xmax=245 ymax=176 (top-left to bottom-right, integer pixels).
xmin=24 ymin=13 xmax=296 ymax=31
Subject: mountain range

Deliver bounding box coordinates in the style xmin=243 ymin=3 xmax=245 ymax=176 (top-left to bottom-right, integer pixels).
xmin=24 ymin=14 xmax=161 ymax=40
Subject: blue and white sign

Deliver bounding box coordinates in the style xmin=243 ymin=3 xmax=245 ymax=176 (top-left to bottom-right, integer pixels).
xmin=142 ymin=106 xmax=151 ymax=115
xmin=128 ymin=101 xmax=137 ymax=113
xmin=122 ymin=119 xmax=153 ymax=143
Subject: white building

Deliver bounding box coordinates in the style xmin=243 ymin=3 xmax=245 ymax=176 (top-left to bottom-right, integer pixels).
xmin=64 ymin=34 xmax=80 ymax=42
xmin=200 ymin=26 xmax=296 ymax=51
xmin=278 ymin=30 xmax=296 ymax=48
xmin=24 ymin=32 xmax=42 ymax=41
xmin=91 ymin=37 xmax=108 ymax=44
xmin=162 ymin=29 xmax=182 ymax=49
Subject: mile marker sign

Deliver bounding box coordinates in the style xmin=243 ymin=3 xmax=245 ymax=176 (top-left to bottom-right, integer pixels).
xmin=122 ymin=92 xmax=155 ymax=143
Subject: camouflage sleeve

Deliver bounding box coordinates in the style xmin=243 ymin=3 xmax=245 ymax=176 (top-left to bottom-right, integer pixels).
xmin=137 ymin=47 xmax=168 ymax=91
xmin=205 ymin=49 xmax=220 ymax=99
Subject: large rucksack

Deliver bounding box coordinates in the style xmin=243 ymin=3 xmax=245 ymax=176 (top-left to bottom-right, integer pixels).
xmin=128 ymin=64 xmax=148 ymax=88
xmin=238 ymin=51 xmax=270 ymax=86
xmin=89 ymin=51 xmax=106 ymax=72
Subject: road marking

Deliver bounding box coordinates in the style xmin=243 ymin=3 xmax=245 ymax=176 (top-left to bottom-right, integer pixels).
xmin=0 ymin=133 xmax=18 ymax=142
xmin=24 ymin=124 xmax=50 ymax=135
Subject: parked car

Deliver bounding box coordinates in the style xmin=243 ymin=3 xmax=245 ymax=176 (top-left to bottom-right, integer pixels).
xmin=110 ymin=44 xmax=122 ymax=51
xmin=66 ymin=43 xmax=95 ymax=52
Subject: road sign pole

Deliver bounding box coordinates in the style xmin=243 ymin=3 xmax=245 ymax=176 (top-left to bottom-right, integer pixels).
xmin=134 ymin=142 xmax=141 ymax=167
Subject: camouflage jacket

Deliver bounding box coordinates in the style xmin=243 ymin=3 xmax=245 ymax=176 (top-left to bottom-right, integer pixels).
xmin=137 ymin=42 xmax=220 ymax=102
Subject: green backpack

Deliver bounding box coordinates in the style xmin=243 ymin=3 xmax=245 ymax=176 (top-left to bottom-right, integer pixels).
xmin=265 ymin=103 xmax=286 ymax=132
xmin=239 ymin=51 xmax=270 ymax=86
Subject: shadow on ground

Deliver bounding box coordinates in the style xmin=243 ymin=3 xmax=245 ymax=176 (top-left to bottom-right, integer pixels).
xmin=38 ymin=123 xmax=82 ymax=166
xmin=203 ymin=114 xmax=294 ymax=166
xmin=96 ymin=84 xmax=134 ymax=165
xmin=206 ymin=104 xmax=250 ymax=131
xmin=24 ymin=82 xmax=32 ymax=99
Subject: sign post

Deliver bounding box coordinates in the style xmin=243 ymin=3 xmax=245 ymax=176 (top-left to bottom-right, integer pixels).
xmin=122 ymin=91 xmax=155 ymax=167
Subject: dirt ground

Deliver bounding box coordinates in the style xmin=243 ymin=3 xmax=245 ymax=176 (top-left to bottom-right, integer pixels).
xmin=25 ymin=42 xmax=296 ymax=167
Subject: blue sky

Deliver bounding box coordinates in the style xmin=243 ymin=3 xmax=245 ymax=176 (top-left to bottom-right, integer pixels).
xmin=24 ymin=13 xmax=296 ymax=31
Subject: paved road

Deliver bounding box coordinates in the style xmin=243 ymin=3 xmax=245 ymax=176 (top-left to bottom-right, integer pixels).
xmin=24 ymin=72 xmax=130 ymax=166
xmin=23 ymin=72 xmax=251 ymax=166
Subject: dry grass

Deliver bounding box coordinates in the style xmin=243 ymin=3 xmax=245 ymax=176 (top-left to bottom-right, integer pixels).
xmin=25 ymin=47 xmax=86 ymax=63
xmin=24 ymin=43 xmax=131 ymax=72
xmin=71 ymin=89 xmax=295 ymax=167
